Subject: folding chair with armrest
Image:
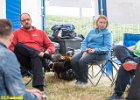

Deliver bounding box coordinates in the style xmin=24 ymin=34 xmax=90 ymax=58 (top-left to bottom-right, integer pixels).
xmin=66 ymin=47 xmax=114 ymax=86
xmin=21 ymin=59 xmax=48 ymax=87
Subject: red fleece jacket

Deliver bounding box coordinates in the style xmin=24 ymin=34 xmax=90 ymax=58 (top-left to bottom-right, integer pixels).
xmin=9 ymin=26 xmax=55 ymax=54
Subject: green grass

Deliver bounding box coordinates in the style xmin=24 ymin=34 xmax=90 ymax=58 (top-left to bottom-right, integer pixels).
xmin=46 ymin=15 xmax=140 ymax=43
xmin=25 ymin=73 xmax=112 ymax=100
xmin=24 ymin=72 xmax=129 ymax=100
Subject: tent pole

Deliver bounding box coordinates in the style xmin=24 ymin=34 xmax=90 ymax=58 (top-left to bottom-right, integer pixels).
xmin=41 ymin=0 xmax=46 ymax=31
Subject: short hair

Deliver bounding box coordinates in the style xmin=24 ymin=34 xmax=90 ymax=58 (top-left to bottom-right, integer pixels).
xmin=96 ymin=15 xmax=109 ymax=28
xmin=0 ymin=19 xmax=12 ymax=37
xmin=20 ymin=13 xmax=31 ymax=21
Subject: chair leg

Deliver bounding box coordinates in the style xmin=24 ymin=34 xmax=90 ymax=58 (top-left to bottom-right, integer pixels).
xmin=25 ymin=68 xmax=47 ymax=87
xmin=88 ymin=64 xmax=95 ymax=86
xmin=88 ymin=60 xmax=119 ymax=86
xmin=43 ymin=68 xmax=47 ymax=87
xmin=108 ymin=59 xmax=121 ymax=87
xmin=94 ymin=61 xmax=114 ymax=86
xmin=25 ymin=71 xmax=33 ymax=86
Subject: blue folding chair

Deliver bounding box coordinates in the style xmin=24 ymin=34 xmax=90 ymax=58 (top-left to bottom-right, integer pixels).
xmin=123 ymin=33 xmax=140 ymax=47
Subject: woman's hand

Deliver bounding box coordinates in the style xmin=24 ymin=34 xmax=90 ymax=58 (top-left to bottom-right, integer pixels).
xmin=86 ymin=48 xmax=95 ymax=54
xmin=82 ymin=52 xmax=87 ymax=57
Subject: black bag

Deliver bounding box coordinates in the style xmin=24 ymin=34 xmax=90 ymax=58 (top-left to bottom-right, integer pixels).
xmin=51 ymin=24 xmax=76 ymax=39
xmin=49 ymin=54 xmax=76 ymax=81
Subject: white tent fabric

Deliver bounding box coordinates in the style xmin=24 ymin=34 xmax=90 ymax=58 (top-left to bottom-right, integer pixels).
xmin=107 ymin=0 xmax=140 ymax=24
xmin=0 ymin=1 xmax=6 ymax=19
xmin=0 ymin=0 xmax=43 ymax=30
xmin=21 ymin=0 xmax=42 ymax=29
xmin=50 ymin=0 xmax=92 ymax=8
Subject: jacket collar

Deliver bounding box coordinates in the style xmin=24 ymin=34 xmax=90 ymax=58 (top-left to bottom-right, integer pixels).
xmin=0 ymin=42 xmax=7 ymax=48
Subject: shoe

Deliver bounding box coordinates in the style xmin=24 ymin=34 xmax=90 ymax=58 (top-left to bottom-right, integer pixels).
xmin=75 ymin=81 xmax=91 ymax=88
xmin=107 ymin=93 xmax=123 ymax=100
xmin=123 ymin=60 xmax=137 ymax=71
xmin=41 ymin=91 xmax=47 ymax=100
xmin=75 ymin=80 xmax=81 ymax=85
xmin=68 ymin=80 xmax=77 ymax=86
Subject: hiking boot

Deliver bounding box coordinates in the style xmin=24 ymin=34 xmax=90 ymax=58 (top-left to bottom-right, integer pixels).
xmin=123 ymin=61 xmax=137 ymax=71
xmin=107 ymin=93 xmax=123 ymax=100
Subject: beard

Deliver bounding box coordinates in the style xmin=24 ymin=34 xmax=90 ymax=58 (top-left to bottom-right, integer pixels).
xmin=23 ymin=23 xmax=32 ymax=30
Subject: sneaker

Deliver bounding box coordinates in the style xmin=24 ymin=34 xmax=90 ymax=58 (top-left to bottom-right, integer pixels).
xmin=107 ymin=93 xmax=123 ymax=100
xmin=68 ymin=80 xmax=77 ymax=86
xmin=75 ymin=81 xmax=91 ymax=88
xmin=41 ymin=91 xmax=47 ymax=100
xmin=75 ymin=80 xmax=81 ymax=85
xmin=123 ymin=61 xmax=137 ymax=71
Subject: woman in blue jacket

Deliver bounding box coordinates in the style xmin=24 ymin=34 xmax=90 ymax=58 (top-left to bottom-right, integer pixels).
xmin=71 ymin=15 xmax=112 ymax=87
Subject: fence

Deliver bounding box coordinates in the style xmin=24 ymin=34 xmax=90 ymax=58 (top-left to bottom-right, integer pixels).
xmin=46 ymin=15 xmax=140 ymax=44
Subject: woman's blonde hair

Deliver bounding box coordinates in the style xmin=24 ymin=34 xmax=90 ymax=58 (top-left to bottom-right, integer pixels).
xmin=95 ymin=15 xmax=108 ymax=28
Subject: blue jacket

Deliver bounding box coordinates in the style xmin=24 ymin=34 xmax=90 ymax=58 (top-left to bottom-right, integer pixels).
xmin=81 ymin=28 xmax=112 ymax=54
xmin=0 ymin=43 xmax=38 ymax=100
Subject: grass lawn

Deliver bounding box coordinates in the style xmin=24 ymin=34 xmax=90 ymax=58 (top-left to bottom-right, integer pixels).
xmin=24 ymin=72 xmax=129 ymax=100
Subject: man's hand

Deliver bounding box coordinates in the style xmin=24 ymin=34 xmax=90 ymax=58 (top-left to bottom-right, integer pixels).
xmin=38 ymin=52 xmax=45 ymax=58
xmin=27 ymin=89 xmax=43 ymax=100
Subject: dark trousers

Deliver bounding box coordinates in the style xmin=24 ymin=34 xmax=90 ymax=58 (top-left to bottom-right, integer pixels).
xmin=113 ymin=45 xmax=139 ymax=96
xmin=127 ymin=59 xmax=140 ymax=99
xmin=14 ymin=43 xmax=45 ymax=89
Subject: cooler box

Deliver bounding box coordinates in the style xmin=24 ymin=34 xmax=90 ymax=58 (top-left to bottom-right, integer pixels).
xmin=59 ymin=38 xmax=82 ymax=55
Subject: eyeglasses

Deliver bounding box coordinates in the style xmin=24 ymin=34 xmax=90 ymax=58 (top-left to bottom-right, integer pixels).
xmin=21 ymin=18 xmax=31 ymax=22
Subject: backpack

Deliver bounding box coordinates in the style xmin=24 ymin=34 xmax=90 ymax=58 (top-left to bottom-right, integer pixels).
xmin=51 ymin=24 xmax=76 ymax=40
xmin=49 ymin=54 xmax=76 ymax=81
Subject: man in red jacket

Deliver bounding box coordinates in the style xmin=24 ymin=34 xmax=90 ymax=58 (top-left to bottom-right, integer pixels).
xmin=9 ymin=13 xmax=55 ymax=94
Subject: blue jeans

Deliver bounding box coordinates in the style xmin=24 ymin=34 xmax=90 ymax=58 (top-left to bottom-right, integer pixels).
xmin=71 ymin=51 xmax=109 ymax=83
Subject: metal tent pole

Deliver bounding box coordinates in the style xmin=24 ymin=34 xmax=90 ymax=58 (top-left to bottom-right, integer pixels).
xmin=41 ymin=0 xmax=46 ymax=31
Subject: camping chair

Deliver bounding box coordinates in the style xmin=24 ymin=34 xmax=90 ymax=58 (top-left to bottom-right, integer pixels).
xmin=88 ymin=54 xmax=114 ymax=86
xmin=22 ymin=67 xmax=47 ymax=87
xmin=22 ymin=59 xmax=48 ymax=87
xmin=109 ymin=49 xmax=121 ymax=86
xmin=66 ymin=47 xmax=114 ymax=86
xmin=21 ymin=68 xmax=33 ymax=86
xmin=110 ymin=33 xmax=140 ymax=86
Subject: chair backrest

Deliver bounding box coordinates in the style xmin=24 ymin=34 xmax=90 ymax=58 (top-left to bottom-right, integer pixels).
xmin=123 ymin=33 xmax=140 ymax=47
